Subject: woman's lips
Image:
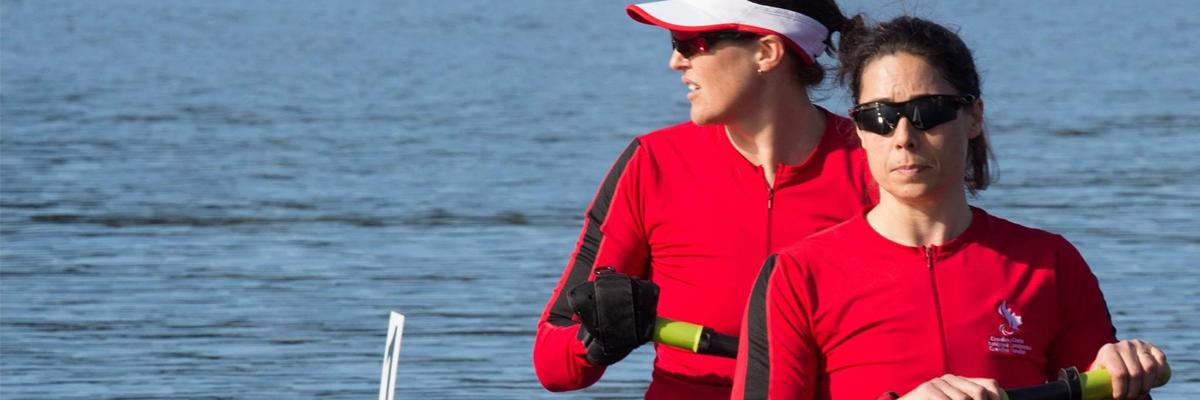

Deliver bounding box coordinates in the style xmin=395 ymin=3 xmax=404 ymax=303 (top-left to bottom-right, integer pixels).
xmin=891 ymin=164 xmax=929 ymax=176
xmin=684 ymin=79 xmax=700 ymax=101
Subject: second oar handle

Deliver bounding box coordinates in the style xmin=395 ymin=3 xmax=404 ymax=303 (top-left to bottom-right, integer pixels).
xmin=1006 ymin=365 xmax=1172 ymax=400
xmin=652 ymin=317 xmax=739 ymax=358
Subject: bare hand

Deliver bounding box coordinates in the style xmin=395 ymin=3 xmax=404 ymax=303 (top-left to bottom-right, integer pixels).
xmin=1090 ymin=339 xmax=1169 ymax=400
xmin=898 ymin=374 xmax=1003 ymax=400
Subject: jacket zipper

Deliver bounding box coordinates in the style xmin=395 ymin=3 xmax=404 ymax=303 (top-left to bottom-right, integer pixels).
xmin=765 ymin=180 xmax=775 ymax=254
xmin=926 ymin=246 xmax=950 ymax=374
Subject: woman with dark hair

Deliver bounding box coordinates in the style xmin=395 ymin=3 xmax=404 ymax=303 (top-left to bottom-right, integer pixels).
xmin=732 ymin=16 xmax=1169 ymax=400
xmin=532 ymin=1 xmax=877 ymax=398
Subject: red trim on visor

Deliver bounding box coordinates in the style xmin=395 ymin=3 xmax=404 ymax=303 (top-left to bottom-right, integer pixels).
xmin=626 ymin=4 xmax=817 ymax=65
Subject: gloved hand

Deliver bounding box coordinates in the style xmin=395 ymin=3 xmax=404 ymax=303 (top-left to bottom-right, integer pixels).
xmin=566 ymin=267 xmax=659 ymax=366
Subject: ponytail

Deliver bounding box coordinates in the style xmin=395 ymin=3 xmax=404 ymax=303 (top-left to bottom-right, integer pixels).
xmin=835 ymin=13 xmax=870 ymax=97
xmin=755 ymin=0 xmax=852 ymax=88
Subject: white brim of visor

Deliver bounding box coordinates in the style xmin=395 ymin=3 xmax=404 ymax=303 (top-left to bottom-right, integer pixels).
xmin=627 ymin=0 xmax=829 ymax=63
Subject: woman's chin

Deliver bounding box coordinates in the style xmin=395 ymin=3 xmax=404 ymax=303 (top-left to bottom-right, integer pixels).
xmin=883 ymin=182 xmax=939 ymax=203
xmin=689 ymin=109 xmax=733 ymax=127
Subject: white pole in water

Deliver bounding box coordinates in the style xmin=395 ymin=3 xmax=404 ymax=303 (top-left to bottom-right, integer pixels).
xmin=379 ymin=311 xmax=405 ymax=400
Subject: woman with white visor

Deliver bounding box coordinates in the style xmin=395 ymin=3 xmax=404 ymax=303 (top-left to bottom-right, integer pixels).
xmin=533 ymin=1 xmax=875 ymax=398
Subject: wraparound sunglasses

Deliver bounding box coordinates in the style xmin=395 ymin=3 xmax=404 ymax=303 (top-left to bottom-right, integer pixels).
xmin=671 ymin=31 xmax=758 ymax=58
xmin=849 ymin=94 xmax=976 ymax=134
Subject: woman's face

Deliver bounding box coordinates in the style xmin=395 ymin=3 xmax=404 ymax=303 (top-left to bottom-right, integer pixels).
xmin=855 ymin=52 xmax=982 ymax=204
xmin=669 ymin=34 xmax=763 ymax=125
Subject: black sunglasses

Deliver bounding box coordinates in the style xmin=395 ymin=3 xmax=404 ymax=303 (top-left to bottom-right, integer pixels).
xmin=671 ymin=31 xmax=757 ymax=58
xmin=849 ymin=94 xmax=977 ymax=135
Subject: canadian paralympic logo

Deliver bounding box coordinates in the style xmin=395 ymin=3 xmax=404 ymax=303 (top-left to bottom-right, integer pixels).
xmin=997 ymin=300 xmax=1023 ymax=336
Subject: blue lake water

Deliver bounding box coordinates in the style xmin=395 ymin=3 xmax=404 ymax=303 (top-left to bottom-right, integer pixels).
xmin=2 ymin=0 xmax=1197 ymax=398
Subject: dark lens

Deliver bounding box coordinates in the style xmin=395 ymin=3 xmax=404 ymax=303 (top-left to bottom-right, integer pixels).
xmin=851 ymin=104 xmax=897 ymax=135
xmin=906 ymin=96 xmax=960 ymax=130
xmin=671 ymin=36 xmax=705 ymax=58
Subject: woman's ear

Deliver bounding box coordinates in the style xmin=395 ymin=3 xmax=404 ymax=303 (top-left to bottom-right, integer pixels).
xmin=966 ymin=97 xmax=984 ymax=139
xmin=755 ymin=35 xmax=789 ymax=73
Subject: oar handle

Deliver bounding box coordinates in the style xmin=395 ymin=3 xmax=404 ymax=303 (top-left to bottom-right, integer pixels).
xmin=1079 ymin=365 xmax=1171 ymax=399
xmin=652 ymin=317 xmax=738 ymax=358
xmin=1005 ymin=365 xmax=1172 ymax=400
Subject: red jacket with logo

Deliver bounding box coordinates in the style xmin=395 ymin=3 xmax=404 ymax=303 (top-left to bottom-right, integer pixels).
xmin=732 ymin=207 xmax=1117 ymax=400
xmin=533 ymin=111 xmax=877 ymax=399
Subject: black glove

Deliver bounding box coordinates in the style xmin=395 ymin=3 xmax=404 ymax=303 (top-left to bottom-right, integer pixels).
xmin=566 ymin=267 xmax=659 ymax=366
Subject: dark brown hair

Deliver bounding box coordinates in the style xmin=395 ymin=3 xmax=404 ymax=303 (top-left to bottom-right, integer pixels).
xmin=837 ymin=15 xmax=993 ymax=193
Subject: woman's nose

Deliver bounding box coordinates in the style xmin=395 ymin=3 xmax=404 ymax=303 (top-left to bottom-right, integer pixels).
xmin=669 ymin=50 xmax=688 ymax=70
xmin=892 ymin=118 xmax=918 ymax=150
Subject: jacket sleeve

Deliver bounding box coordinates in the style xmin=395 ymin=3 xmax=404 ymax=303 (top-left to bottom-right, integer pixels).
xmin=1047 ymin=235 xmax=1118 ymax=376
xmin=533 ymin=139 xmax=651 ymax=391
xmin=732 ymin=253 xmax=820 ymax=400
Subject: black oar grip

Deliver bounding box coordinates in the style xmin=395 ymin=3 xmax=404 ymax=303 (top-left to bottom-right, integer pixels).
xmin=697 ymin=328 xmax=739 ymax=358
xmin=1005 ymin=367 xmax=1083 ymax=400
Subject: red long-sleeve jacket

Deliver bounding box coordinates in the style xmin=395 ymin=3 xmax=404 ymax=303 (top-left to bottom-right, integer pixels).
xmin=733 ymin=207 xmax=1117 ymax=399
xmin=534 ymin=111 xmax=877 ymax=399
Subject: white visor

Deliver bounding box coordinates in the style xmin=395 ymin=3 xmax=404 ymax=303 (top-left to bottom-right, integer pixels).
xmin=627 ymin=0 xmax=830 ymax=63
